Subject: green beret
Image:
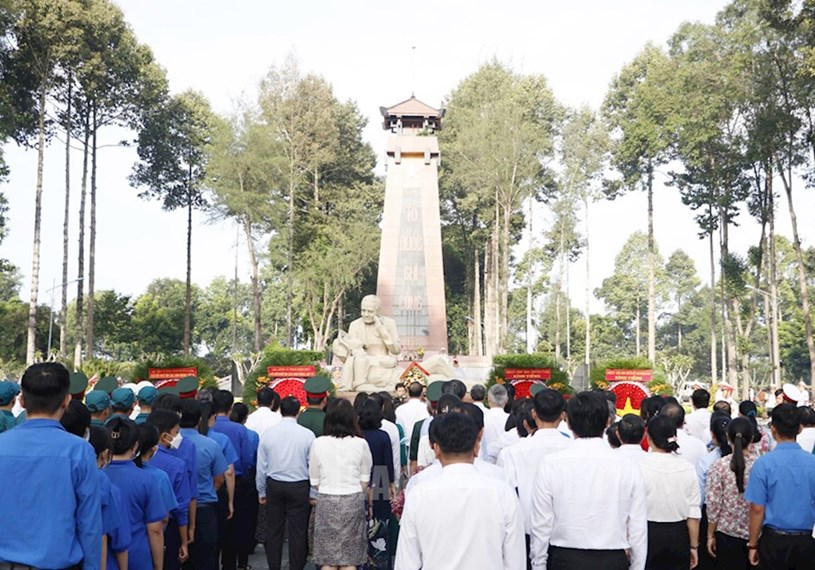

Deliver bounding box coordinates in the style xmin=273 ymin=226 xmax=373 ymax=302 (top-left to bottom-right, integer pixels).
xmin=157 ymin=383 xmax=181 ymax=395
xmin=303 ymin=375 xmax=330 ymax=397
xmin=93 ymin=377 xmax=118 ymax=394
xmin=85 ymin=391 xmax=111 ymax=413
xmin=111 ymin=387 xmax=135 ymax=408
xmin=137 ymin=385 xmax=159 ymax=404
xmin=0 ymin=381 xmax=20 ymax=405
xmin=426 ymin=380 xmax=444 ymax=403
xmin=69 ymin=372 xmax=88 ymax=396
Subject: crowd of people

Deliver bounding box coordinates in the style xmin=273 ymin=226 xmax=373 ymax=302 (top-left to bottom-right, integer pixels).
xmin=1 ymin=363 xmax=814 ymax=570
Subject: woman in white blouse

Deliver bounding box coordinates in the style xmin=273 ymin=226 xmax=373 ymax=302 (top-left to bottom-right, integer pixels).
xmin=309 ymin=399 xmax=373 ymax=570
xmin=640 ymin=414 xmax=702 ymax=570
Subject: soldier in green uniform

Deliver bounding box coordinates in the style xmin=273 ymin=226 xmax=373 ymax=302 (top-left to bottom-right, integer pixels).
xmin=409 ymin=380 xmax=442 ymax=474
xmin=0 ymin=381 xmax=20 ymax=433
xmin=86 ymin=391 xmax=111 ymax=427
xmin=134 ymin=385 xmax=159 ymax=423
xmin=297 ymin=375 xmax=330 ymax=437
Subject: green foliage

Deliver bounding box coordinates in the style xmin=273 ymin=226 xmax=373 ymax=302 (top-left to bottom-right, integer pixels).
xmin=590 ymin=356 xmax=654 ymax=390
xmin=486 ymin=353 xmax=570 ymax=391
xmin=241 ymin=345 xmax=326 ymax=405
xmin=129 ymin=355 xmax=216 ymax=388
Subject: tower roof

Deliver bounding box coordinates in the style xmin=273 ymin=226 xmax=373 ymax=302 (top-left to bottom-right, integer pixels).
xmin=380 ymin=96 xmax=443 ymax=119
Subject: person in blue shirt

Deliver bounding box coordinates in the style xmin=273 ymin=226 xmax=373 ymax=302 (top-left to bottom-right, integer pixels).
xmin=154 ymin=393 xmax=200 ymax=544
xmin=89 ymin=425 xmax=131 ymax=570
xmin=86 ymin=391 xmax=112 ymax=427
xmin=257 ymin=396 xmax=316 ymax=570
xmin=181 ymin=398 xmax=230 ymax=570
xmin=104 ymin=417 xmax=167 ymax=570
xmin=745 ymin=403 xmax=815 ymax=568
xmin=0 ymin=380 xmax=20 ymax=433
xmin=229 ymin=401 xmax=260 ymax=570
xmin=0 ymin=362 xmax=102 ymax=569
xmin=147 ymin=409 xmax=193 ymax=570
xmin=107 ymin=388 xmax=136 ymax=423
xmin=135 ymin=423 xmax=177 ymax=522
xmin=135 ymin=386 xmax=159 ymax=424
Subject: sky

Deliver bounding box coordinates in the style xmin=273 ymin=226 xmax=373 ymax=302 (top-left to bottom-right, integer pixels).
xmin=3 ymin=0 xmax=814 ymax=318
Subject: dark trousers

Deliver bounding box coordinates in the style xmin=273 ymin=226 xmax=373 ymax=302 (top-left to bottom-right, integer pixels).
xmin=548 ymin=545 xmax=629 ymax=570
xmin=646 ymin=520 xmax=689 ymax=570
xmin=697 ymin=505 xmax=714 ymax=570
xmin=713 ymin=531 xmax=749 ymax=570
xmin=221 ymin=474 xmax=258 ymax=570
xmin=264 ymin=478 xmax=311 ymax=570
xmin=758 ymin=528 xmax=815 ymax=570
xmin=190 ymin=503 xmax=219 ymax=570
xmin=165 ymin=518 xmax=181 ymax=570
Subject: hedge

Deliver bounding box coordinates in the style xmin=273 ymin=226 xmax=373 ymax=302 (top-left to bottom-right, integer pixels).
xmin=486 ymin=353 xmax=574 ymax=396
xmin=241 ymin=345 xmax=329 ymax=408
xmin=589 ymin=356 xmax=673 ymax=396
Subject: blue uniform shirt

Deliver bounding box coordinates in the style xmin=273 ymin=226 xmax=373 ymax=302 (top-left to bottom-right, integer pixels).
xmin=105 ymin=460 xmax=167 ymax=570
xmin=167 ymin=437 xmax=199 ymax=501
xmin=0 ymin=419 xmax=102 ymax=569
xmin=180 ymin=428 xmax=229 ymax=504
xmin=144 ymin=463 xmax=178 ymax=514
xmin=745 ymin=441 xmax=815 ymax=531
xmin=208 ymin=429 xmax=239 ymax=468
xmin=247 ymin=428 xmax=259 ymax=469
xmin=0 ymin=410 xmax=15 ymax=433
xmin=150 ymin=447 xmax=191 ymax=526
xmin=99 ymin=471 xmax=130 ymax=570
xmin=211 ymin=416 xmax=253 ymax=476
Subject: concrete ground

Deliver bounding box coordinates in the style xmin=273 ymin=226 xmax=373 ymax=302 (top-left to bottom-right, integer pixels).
xmin=246 ymin=542 xmax=318 ymax=570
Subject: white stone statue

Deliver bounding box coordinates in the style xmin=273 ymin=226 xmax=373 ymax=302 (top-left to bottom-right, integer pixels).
xmin=332 ymin=295 xmax=401 ymax=391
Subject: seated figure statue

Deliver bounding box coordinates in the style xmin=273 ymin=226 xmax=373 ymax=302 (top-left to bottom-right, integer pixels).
xmin=332 ymin=295 xmax=401 ymax=392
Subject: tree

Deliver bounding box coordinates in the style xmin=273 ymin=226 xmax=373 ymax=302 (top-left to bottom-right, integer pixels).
xmin=440 ymin=61 xmax=560 ymax=358
xmin=130 ymin=89 xmax=215 ymax=356
xmin=664 ymin=250 xmax=701 ymax=348
xmin=195 ymin=276 xmax=253 ymax=361
xmin=595 ymin=232 xmax=667 ymax=358
xmin=131 ymin=278 xmax=199 ymax=356
xmin=603 ymin=44 xmax=673 ymax=365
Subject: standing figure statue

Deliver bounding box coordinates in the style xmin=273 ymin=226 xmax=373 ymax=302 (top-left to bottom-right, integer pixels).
xmin=332 ymin=295 xmax=401 ymax=392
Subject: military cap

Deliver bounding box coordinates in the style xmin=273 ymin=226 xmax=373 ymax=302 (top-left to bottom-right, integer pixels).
xmin=111 ymin=387 xmax=135 ymax=408
xmin=137 ymin=385 xmax=159 ymax=405
xmin=426 ymin=380 xmax=444 ymax=403
xmin=157 ymin=383 xmax=181 ymax=395
xmin=94 ymin=377 xmax=118 ymax=394
xmin=69 ymin=372 xmax=88 ymax=397
xmin=176 ymin=376 xmax=199 ymax=399
xmin=782 ymin=383 xmax=803 ymax=404
xmin=530 ymin=382 xmax=547 ymax=397
xmin=85 ymin=391 xmax=111 ymax=413
xmin=0 ymin=381 xmax=20 ymax=405
xmin=303 ymin=375 xmax=330 ymax=398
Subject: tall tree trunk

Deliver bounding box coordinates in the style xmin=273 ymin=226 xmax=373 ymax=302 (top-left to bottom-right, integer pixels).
xmin=60 ymin=75 xmax=72 ymax=357
xmin=647 ymin=166 xmax=656 ymax=364
xmin=285 ymin=174 xmax=295 ymax=346
xmin=526 ymin=200 xmax=534 ymax=355
xmin=74 ymin=116 xmax=90 ymax=367
xmin=768 ymin=180 xmax=780 ymax=389
xmin=232 ymin=223 xmax=239 ymax=353
xmin=244 ymin=218 xmax=262 ymax=352
xmin=184 ymin=183 xmax=192 ymax=356
xmin=566 ymin=260 xmax=571 ymax=366
xmin=635 ymin=302 xmax=641 ymax=357
xmin=473 ymin=247 xmax=483 ymax=357
xmin=584 ymin=197 xmax=591 ymax=366
xmin=500 ymin=203 xmax=511 ymax=354
xmin=779 ymin=162 xmax=815 ymax=399
xmin=554 ymin=282 xmax=561 ymax=362
xmin=337 ymin=293 xmax=344 ymax=334
xmin=677 ymin=298 xmax=682 ymax=349
xmin=720 ymin=215 xmax=739 ymax=391
xmin=85 ymin=105 xmax=97 ymax=359
xmin=709 ymin=230 xmax=717 ymax=385
xmin=25 ymin=82 xmax=48 ymax=365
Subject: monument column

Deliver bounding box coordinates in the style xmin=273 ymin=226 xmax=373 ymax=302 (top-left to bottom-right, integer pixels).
xmin=376 ymin=97 xmax=448 ymax=354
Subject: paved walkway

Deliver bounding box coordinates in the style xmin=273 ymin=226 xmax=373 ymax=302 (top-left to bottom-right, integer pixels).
xmin=246 ymin=543 xmax=318 ymax=570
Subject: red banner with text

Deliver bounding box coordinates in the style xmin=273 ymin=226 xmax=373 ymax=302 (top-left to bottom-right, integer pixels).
xmin=149 ymin=367 xmax=198 ymax=380
xmin=504 ymin=368 xmax=552 ymax=381
xmin=267 ymin=365 xmax=316 ymax=378
xmin=605 ymin=369 xmax=652 ymax=382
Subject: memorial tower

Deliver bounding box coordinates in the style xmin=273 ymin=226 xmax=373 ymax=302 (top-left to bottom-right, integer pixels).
xmin=376 ymin=97 xmax=448 ymax=354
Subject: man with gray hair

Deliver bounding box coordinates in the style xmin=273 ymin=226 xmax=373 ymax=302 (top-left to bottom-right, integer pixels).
xmin=470 ymin=384 xmax=488 ymax=413
xmin=480 ymin=384 xmax=510 ymax=464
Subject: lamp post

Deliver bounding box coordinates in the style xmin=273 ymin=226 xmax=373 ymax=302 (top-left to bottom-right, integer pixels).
xmin=46 ymin=277 xmax=83 ymax=355
xmin=746 ymin=284 xmax=781 ymax=390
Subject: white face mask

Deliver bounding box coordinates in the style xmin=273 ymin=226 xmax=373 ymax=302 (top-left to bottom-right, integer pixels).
xmin=83 ymin=429 xmax=90 ymax=442
xmin=169 ymin=432 xmax=183 ymax=450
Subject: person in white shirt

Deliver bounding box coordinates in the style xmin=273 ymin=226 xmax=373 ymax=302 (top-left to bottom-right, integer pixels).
xmin=660 ymin=402 xmax=708 ymax=469
xmin=480 ymin=384 xmax=510 ymax=463
xmin=530 ymin=391 xmax=647 ymax=570
xmin=370 ymin=392 xmax=402 ymax=486
xmin=615 ymin=413 xmax=647 ymax=462
xmin=499 ymin=389 xmax=572 ymax=543
xmin=639 ymin=414 xmax=701 ymax=570
xmin=416 ymin=394 xmax=461 ymax=468
xmin=407 ymin=402 xmax=504 ymax=496
xmin=469 ymin=384 xmax=488 ymax=413
xmin=395 ymin=381 xmax=429 ymax=454
xmin=796 ymin=406 xmax=815 ymax=454
xmin=395 ymin=411 xmax=525 ymax=570
xmin=245 ymin=387 xmax=282 ymax=438
xmin=685 ymin=389 xmax=712 ymax=444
